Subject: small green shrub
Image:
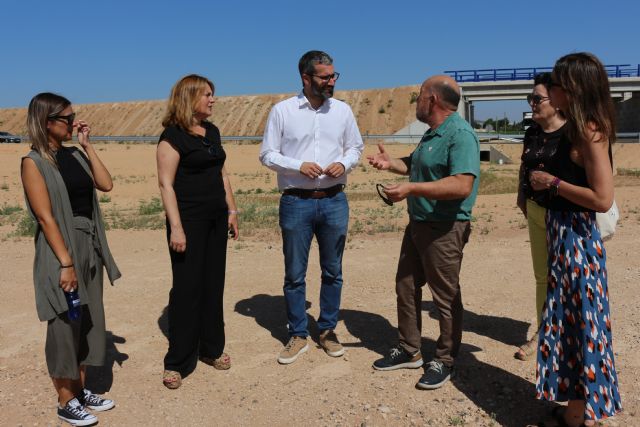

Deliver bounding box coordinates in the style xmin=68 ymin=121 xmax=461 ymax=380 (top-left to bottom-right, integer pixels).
xmin=13 ymin=213 xmax=37 ymax=237
xmin=617 ymin=168 xmax=640 ymax=177
xmin=0 ymin=205 xmax=22 ymax=215
xmin=138 ymin=197 xmax=163 ymax=215
xmin=478 ymin=170 xmax=518 ymax=195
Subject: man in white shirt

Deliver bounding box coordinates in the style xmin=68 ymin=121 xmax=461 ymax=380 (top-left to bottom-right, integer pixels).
xmin=260 ymin=50 xmax=364 ymax=364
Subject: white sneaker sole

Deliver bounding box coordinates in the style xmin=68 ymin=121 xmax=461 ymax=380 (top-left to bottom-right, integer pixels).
xmin=372 ymin=359 xmax=424 ymax=371
xmin=277 ymin=343 xmax=309 ymax=364
xmin=416 ymin=369 xmax=455 ymax=390
xmin=86 ymin=400 xmax=115 ymax=411
xmin=324 ymin=347 xmax=345 ymax=357
xmin=57 ymin=414 xmax=98 ymax=426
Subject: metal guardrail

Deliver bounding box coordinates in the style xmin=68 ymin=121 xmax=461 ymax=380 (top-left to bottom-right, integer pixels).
xmin=445 ymin=64 xmax=640 ymax=82
xmin=9 ymin=132 xmax=640 ymax=144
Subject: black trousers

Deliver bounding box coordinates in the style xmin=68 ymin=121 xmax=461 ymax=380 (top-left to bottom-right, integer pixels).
xmin=164 ymin=216 xmax=228 ymax=375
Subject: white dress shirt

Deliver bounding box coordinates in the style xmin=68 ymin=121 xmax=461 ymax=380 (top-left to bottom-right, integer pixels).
xmin=259 ymin=92 xmax=364 ymax=190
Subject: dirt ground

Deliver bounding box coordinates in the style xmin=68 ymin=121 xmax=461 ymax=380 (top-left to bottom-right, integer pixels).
xmin=0 ymin=143 xmax=639 ymax=427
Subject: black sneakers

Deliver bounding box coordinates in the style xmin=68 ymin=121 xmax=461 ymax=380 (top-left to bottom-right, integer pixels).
xmin=372 ymin=346 xmax=424 ymax=370
xmin=57 ymin=397 xmax=98 ymax=426
xmin=416 ymin=360 xmax=455 ymax=390
xmin=80 ymin=389 xmax=115 ymax=411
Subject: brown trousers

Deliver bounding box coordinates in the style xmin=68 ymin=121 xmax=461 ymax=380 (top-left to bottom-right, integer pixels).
xmin=396 ymin=220 xmax=471 ymax=367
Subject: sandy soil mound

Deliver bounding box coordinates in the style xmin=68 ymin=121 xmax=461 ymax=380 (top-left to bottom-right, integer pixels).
xmin=0 ymin=86 xmax=421 ymax=138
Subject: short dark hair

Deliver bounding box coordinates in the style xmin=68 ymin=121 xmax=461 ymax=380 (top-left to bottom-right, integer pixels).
xmin=533 ymin=72 xmax=552 ymax=86
xmin=298 ymin=50 xmax=333 ymax=76
xmin=432 ymin=82 xmax=460 ymax=110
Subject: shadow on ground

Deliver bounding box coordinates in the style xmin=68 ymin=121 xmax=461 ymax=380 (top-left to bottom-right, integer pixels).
xmin=85 ymin=331 xmax=128 ymax=394
xmin=342 ymin=306 xmax=554 ymax=427
xmin=422 ymin=300 xmax=531 ymax=346
xmin=237 ymin=293 xmax=553 ymax=427
xmin=234 ymin=293 xmax=314 ymax=345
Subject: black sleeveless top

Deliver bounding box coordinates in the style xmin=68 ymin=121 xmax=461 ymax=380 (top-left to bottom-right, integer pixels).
xmin=55 ymin=148 xmax=94 ymax=219
xmin=546 ymin=136 xmax=593 ymax=212
xmin=159 ymin=122 xmax=227 ymax=221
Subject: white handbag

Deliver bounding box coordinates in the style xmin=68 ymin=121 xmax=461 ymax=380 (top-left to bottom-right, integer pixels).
xmin=596 ymin=200 xmax=619 ymax=241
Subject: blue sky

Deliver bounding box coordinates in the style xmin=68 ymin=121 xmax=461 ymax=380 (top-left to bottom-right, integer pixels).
xmin=1 ymin=0 xmax=638 ymax=123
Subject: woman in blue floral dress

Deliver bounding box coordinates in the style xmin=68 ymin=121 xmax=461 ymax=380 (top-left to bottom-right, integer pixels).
xmin=529 ymin=52 xmax=622 ymax=426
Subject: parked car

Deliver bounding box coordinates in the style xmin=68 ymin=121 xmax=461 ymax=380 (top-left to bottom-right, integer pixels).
xmin=0 ymin=131 xmax=21 ymax=143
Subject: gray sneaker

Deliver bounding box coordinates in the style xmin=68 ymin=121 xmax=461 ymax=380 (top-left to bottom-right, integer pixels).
xmin=372 ymin=346 xmax=423 ymax=371
xmin=319 ymin=330 xmax=345 ymax=357
xmin=278 ymin=336 xmax=308 ymax=364
xmin=416 ymin=360 xmax=455 ymax=390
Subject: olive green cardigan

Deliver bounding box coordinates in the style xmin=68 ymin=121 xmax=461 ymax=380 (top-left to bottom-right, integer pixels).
xmin=23 ymin=149 xmax=121 ymax=321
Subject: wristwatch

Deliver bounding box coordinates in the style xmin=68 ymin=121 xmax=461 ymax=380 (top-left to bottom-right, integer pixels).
xmin=549 ymin=177 xmax=561 ymax=197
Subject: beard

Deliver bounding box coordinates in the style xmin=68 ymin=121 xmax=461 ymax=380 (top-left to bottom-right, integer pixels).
xmin=311 ymin=79 xmax=334 ymax=100
xmin=416 ymin=108 xmax=428 ymax=123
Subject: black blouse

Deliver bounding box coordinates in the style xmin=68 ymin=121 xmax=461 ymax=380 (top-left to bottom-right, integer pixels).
xmin=520 ymin=123 xmax=565 ymax=208
xmin=55 ymin=148 xmax=94 ymax=219
xmin=159 ymin=122 xmax=227 ymax=221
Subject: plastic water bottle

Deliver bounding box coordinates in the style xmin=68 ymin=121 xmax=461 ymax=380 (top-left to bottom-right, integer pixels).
xmin=64 ymin=290 xmax=81 ymax=321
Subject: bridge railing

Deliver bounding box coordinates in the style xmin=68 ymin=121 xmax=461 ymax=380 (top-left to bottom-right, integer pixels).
xmin=8 ymin=132 xmax=640 ymax=144
xmin=445 ymin=64 xmax=640 ymax=82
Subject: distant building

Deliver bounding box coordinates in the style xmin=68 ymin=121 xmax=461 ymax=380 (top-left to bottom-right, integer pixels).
xmin=522 ymin=112 xmax=534 ymax=130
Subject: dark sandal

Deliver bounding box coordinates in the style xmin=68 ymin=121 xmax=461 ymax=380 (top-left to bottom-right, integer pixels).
xmin=200 ymin=353 xmax=231 ymax=370
xmin=537 ymin=407 xmax=586 ymax=427
xmin=163 ymin=370 xmax=182 ymax=389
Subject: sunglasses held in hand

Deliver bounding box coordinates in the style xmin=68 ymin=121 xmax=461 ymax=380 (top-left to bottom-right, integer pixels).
xmin=376 ymin=183 xmax=393 ymax=206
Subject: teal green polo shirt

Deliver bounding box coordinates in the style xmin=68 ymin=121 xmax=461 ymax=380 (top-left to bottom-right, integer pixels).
xmin=407 ymin=112 xmax=480 ymax=222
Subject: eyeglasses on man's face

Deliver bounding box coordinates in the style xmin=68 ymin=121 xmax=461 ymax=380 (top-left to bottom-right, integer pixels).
xmin=526 ymin=94 xmax=550 ymax=106
xmin=307 ymin=72 xmax=340 ymax=83
xmin=376 ymin=183 xmax=393 ymax=206
xmin=48 ymin=113 xmax=76 ymax=126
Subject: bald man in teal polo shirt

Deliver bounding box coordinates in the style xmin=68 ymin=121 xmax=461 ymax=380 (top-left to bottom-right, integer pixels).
xmin=367 ymin=75 xmax=480 ymax=390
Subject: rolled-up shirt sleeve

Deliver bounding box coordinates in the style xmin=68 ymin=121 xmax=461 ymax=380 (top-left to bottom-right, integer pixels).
xmin=259 ymin=107 xmax=303 ymax=174
xmin=339 ymin=107 xmax=364 ymax=172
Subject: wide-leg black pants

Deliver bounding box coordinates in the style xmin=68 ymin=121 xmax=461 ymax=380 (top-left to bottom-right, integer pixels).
xmin=164 ymin=216 xmax=228 ymax=375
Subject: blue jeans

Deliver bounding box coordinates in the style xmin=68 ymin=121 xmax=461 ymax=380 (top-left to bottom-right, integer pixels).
xmin=279 ymin=191 xmax=349 ymax=337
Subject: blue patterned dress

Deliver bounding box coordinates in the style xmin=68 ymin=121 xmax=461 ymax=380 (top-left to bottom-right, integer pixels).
xmin=536 ymin=210 xmax=622 ymax=420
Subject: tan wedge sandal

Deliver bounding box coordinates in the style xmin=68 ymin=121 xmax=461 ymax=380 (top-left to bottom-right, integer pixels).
xmin=200 ymin=353 xmax=231 ymax=370
xmin=514 ymin=335 xmax=538 ymax=361
xmin=163 ymin=370 xmax=182 ymax=389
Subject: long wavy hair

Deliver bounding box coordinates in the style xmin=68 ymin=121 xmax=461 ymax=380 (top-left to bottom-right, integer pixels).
xmin=27 ymin=92 xmax=71 ymax=165
xmin=161 ymin=74 xmax=214 ymax=132
xmin=552 ymin=52 xmax=616 ymax=145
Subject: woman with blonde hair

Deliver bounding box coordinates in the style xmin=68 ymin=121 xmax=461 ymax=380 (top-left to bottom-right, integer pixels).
xmin=157 ymin=74 xmax=239 ymax=389
xmin=21 ymin=92 xmax=120 ymax=425
xmin=530 ymin=53 xmax=622 ymax=426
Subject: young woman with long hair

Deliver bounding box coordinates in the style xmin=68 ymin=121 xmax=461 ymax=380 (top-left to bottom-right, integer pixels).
xmin=529 ymin=53 xmax=622 ymax=426
xmin=21 ymin=93 xmax=121 ymax=425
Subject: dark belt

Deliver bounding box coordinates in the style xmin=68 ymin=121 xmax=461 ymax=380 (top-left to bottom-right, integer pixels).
xmin=283 ymin=184 xmax=344 ymax=199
